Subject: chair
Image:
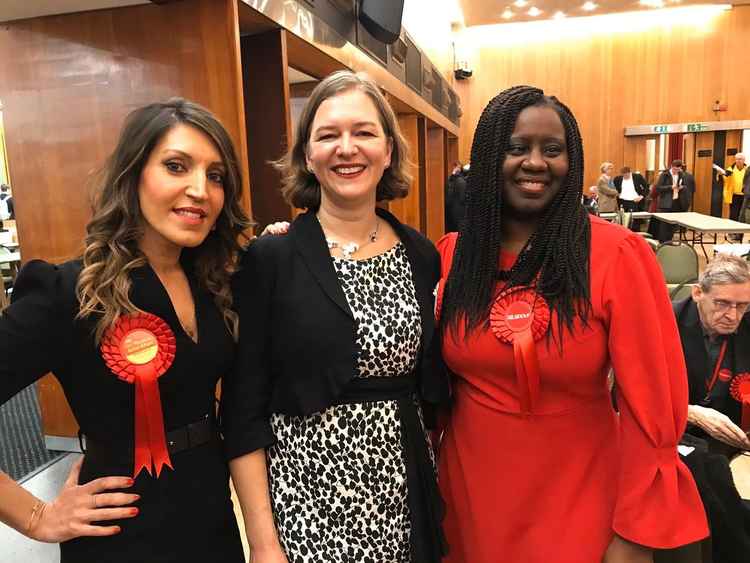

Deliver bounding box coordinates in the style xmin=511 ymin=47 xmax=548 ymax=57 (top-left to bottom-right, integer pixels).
xmin=0 ymin=246 xmax=14 ymax=290
xmin=621 ymin=210 xmax=632 ymax=230
xmin=655 ymin=241 xmax=699 ymax=285
xmin=669 ymin=281 xmax=695 ymax=302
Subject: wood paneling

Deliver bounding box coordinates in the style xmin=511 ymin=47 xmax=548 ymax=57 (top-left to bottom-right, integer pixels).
xmin=725 ymin=130 xmax=742 ymax=166
xmin=456 ymin=6 xmax=750 ymax=189
xmin=623 ymin=135 xmax=654 ymax=177
xmin=0 ymin=0 xmax=250 ymax=263
xmin=425 ymin=126 xmax=446 ymax=242
xmin=241 ymin=29 xmax=293 ymax=229
xmin=693 ymin=132 xmax=714 ymax=215
xmin=390 ymin=114 xmax=423 ymax=231
xmin=0 ymin=0 xmax=250 ymax=442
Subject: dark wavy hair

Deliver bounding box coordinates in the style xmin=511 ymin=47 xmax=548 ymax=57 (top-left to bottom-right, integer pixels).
xmin=76 ymin=98 xmax=252 ymax=342
xmin=442 ymin=85 xmax=591 ymax=342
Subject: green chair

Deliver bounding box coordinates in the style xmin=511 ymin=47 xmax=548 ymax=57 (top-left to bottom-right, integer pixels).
xmin=655 ymin=242 xmax=699 ymax=301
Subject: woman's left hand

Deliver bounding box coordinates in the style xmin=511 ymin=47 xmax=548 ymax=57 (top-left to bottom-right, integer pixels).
xmin=260 ymin=222 xmax=290 ymax=237
xmin=602 ymin=535 xmax=653 ymax=563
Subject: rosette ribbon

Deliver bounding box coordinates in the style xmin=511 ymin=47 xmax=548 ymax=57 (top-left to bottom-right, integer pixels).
xmin=730 ymin=373 xmax=750 ymax=431
xmin=490 ymin=288 xmax=550 ymax=414
xmin=101 ymin=312 xmax=176 ymax=478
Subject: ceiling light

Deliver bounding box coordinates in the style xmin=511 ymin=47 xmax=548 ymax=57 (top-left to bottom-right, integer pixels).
xmin=528 ymin=6 xmax=542 ymax=16
xmin=502 ymin=8 xmax=514 ymax=19
xmin=639 ymin=0 xmax=665 ymax=6
xmin=514 ymin=0 xmax=528 ymax=7
xmin=553 ymin=10 xmax=566 ymax=19
xmin=582 ymin=1 xmax=598 ymax=10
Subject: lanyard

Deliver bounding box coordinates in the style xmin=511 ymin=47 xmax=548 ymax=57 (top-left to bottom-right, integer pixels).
xmin=705 ymin=339 xmax=729 ymax=394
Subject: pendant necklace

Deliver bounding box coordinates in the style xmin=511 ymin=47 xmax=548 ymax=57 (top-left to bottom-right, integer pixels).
xmin=319 ymin=216 xmax=380 ymax=260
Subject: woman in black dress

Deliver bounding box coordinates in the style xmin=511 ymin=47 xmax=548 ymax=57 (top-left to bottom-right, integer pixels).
xmin=222 ymin=71 xmax=448 ymax=563
xmin=0 ymin=98 xmax=250 ymax=562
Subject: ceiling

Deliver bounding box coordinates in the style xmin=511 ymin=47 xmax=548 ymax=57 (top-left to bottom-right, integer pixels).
xmin=0 ymin=0 xmax=148 ymax=23
xmin=457 ymin=0 xmax=749 ymax=25
xmin=3 ymin=0 xmax=749 ymax=33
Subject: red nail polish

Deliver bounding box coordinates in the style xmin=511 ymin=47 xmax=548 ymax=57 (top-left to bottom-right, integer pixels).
xmin=130 ymin=507 xmax=139 ymax=516
xmin=126 ymin=478 xmax=135 ymax=486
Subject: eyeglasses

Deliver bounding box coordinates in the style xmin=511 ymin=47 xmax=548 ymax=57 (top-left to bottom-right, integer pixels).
xmin=710 ymin=297 xmax=750 ymax=315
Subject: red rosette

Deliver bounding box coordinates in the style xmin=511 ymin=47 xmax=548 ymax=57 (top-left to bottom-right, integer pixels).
xmin=101 ymin=312 xmax=176 ymax=478
xmin=490 ymin=287 xmax=550 ymax=414
xmin=730 ymin=372 xmax=750 ymax=431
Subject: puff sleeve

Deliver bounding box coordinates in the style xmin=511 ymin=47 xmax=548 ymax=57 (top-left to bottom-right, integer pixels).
xmin=220 ymin=240 xmax=277 ymax=460
xmin=0 ymin=260 xmax=69 ymax=405
xmin=603 ymin=234 xmax=709 ymax=547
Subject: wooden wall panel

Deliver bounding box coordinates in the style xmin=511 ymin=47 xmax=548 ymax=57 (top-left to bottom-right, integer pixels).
xmin=0 ymin=0 xmax=249 ymax=443
xmin=693 ymin=132 xmax=714 ymax=215
xmin=390 ymin=114 xmax=422 ymax=231
xmin=456 ymin=6 xmax=750 ymax=189
xmin=241 ymin=29 xmax=293 ymax=230
xmin=425 ymin=126 xmax=445 ymax=242
xmin=0 ymin=0 xmax=249 ymax=263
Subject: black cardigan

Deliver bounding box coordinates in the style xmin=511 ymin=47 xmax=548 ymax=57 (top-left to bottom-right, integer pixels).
xmin=221 ymin=207 xmax=449 ymax=459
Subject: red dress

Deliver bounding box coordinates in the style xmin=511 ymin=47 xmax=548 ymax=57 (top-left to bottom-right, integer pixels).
xmin=437 ymin=216 xmax=708 ymax=563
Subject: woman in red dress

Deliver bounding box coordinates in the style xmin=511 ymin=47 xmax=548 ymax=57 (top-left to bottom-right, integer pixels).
xmin=436 ymin=85 xmax=708 ymax=562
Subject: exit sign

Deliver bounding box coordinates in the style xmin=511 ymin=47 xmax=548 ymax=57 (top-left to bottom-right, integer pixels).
xmin=687 ymin=123 xmax=708 ymax=132
xmin=653 ymin=125 xmax=668 ymax=133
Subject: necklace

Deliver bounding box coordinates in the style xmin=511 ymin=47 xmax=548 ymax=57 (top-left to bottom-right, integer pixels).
xmin=319 ymin=216 xmax=380 ymax=260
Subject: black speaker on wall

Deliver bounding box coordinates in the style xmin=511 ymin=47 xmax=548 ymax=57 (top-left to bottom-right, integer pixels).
xmin=359 ymin=0 xmax=404 ymax=44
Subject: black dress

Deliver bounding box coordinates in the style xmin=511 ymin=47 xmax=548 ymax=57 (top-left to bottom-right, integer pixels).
xmin=0 ymin=260 xmax=243 ymax=563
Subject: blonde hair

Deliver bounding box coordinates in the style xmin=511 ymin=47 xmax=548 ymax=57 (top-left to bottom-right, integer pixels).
xmin=76 ymin=98 xmax=251 ymax=343
xmin=276 ymin=70 xmax=412 ymax=210
xmin=600 ymin=162 xmax=614 ymax=174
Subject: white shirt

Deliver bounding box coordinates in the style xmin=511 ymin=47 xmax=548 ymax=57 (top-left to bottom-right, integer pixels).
xmin=619 ymin=177 xmax=638 ymax=201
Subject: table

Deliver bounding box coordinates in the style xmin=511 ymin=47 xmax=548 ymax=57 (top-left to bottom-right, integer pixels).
xmin=651 ymin=212 xmax=750 ymax=259
xmin=599 ymin=211 xmax=653 ymax=221
xmin=712 ymin=243 xmax=750 ymax=258
xmin=0 ymin=251 xmax=21 ymax=280
xmin=1 ymin=242 xmax=19 ymax=250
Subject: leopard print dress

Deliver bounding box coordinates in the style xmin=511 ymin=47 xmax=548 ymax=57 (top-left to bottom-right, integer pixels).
xmin=267 ymin=243 xmax=426 ymax=563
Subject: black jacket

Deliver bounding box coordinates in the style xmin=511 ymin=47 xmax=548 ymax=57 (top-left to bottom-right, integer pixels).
xmin=656 ymin=169 xmax=686 ymax=210
xmin=613 ymin=173 xmax=649 ymax=198
xmin=673 ymin=297 xmax=750 ymax=425
xmin=221 ymin=207 xmax=449 ymax=459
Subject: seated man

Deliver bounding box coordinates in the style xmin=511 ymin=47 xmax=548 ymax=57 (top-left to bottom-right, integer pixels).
xmin=674 ymin=254 xmax=750 ymax=456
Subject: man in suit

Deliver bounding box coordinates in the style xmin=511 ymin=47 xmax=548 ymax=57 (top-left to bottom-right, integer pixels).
xmin=674 ymin=254 xmax=750 ymax=456
xmin=680 ymin=162 xmax=696 ymax=212
xmin=655 ymin=159 xmax=687 ymax=242
xmin=613 ymin=166 xmax=649 ymax=212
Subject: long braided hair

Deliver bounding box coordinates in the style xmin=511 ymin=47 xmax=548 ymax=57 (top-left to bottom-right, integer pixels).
xmin=442 ymin=85 xmax=591 ymax=343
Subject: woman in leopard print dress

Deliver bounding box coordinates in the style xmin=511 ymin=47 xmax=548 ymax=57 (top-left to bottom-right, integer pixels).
xmin=222 ymin=71 xmax=449 ymax=563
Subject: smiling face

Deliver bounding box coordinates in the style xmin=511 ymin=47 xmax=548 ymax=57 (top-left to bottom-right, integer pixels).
xmin=501 ymin=105 xmax=569 ymax=219
xmin=138 ymin=123 xmax=226 ymax=256
xmin=305 ymin=88 xmax=393 ymax=208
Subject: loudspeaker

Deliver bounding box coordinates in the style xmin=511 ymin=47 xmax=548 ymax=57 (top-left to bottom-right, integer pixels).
xmin=359 ymin=0 xmax=404 ymax=44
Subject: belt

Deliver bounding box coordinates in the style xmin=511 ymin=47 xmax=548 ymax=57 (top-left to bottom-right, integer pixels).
xmin=337 ymin=376 xmax=448 ymax=563
xmin=81 ymin=414 xmax=215 ymax=460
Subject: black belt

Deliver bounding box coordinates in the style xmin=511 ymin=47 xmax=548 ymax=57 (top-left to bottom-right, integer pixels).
xmin=81 ymin=414 xmax=215 ymax=460
xmin=337 ymin=376 xmax=448 ymax=563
